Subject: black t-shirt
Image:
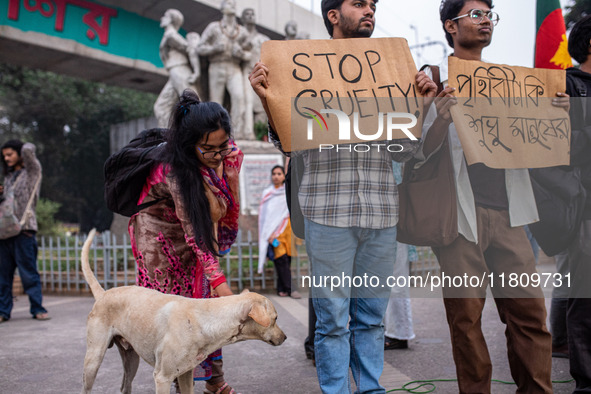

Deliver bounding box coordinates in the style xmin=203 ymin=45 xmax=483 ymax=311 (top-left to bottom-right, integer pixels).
xmin=467 ymin=163 xmax=509 ymax=210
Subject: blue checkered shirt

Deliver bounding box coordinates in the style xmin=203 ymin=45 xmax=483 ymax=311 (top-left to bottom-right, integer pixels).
xmin=269 ymin=127 xmax=419 ymax=229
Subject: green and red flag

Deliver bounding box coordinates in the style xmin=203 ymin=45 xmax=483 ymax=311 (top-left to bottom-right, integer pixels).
xmin=535 ymin=0 xmax=573 ymax=69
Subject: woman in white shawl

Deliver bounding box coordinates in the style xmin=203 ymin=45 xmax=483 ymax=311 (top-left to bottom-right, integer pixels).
xmin=258 ymin=165 xmax=300 ymax=298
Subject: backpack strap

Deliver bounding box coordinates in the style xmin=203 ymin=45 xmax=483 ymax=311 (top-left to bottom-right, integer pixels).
xmin=19 ymin=174 xmax=41 ymax=227
xmin=420 ymin=64 xmax=444 ymax=95
xmin=571 ymin=74 xmax=588 ymax=97
xmin=569 ymin=74 xmax=588 ymax=121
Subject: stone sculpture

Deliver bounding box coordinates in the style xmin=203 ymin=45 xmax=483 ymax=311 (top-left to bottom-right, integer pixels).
xmin=197 ymin=0 xmax=251 ymax=140
xmin=284 ymin=20 xmax=298 ymax=40
xmin=153 ymin=9 xmax=201 ymax=127
xmin=241 ymin=8 xmax=270 ymax=139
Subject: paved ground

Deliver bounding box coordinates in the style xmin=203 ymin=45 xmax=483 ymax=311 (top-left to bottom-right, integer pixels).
xmin=0 ymin=259 xmax=575 ymax=393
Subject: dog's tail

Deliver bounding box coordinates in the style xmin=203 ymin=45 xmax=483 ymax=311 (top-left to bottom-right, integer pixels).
xmin=81 ymin=229 xmax=105 ymax=298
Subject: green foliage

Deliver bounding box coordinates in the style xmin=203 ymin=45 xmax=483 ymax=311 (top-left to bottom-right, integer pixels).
xmin=565 ymin=0 xmax=591 ymax=29
xmin=36 ymin=198 xmax=62 ymax=237
xmin=254 ymin=120 xmax=268 ymax=140
xmin=0 ymin=63 xmax=157 ymax=232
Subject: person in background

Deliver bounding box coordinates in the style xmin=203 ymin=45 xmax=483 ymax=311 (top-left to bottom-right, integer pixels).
xmin=384 ymin=162 xmax=416 ymax=350
xmin=564 ymin=14 xmax=591 ymax=392
xmin=383 ymin=241 xmax=416 ymax=350
xmin=130 ymin=89 xmax=242 ymax=394
xmin=549 ymin=251 xmax=569 ymax=358
xmin=258 ymin=165 xmax=301 ymax=298
xmin=0 ymin=140 xmax=48 ymax=323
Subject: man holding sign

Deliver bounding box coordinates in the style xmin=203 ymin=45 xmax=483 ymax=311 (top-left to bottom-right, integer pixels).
xmin=418 ymin=0 xmax=569 ymax=392
xmin=250 ymin=1 xmax=436 ymax=393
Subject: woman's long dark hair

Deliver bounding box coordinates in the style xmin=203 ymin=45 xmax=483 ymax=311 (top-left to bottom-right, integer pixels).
xmin=164 ymin=89 xmax=232 ymax=256
xmin=1 ymin=139 xmax=24 ymax=176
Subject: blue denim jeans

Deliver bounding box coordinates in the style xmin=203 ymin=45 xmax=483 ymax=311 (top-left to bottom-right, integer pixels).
xmin=305 ymin=218 xmax=395 ymax=394
xmin=0 ymin=233 xmax=46 ymax=319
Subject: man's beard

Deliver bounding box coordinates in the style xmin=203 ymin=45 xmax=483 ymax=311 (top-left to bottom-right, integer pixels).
xmin=341 ymin=17 xmax=374 ymax=38
xmin=354 ymin=25 xmax=373 ymax=37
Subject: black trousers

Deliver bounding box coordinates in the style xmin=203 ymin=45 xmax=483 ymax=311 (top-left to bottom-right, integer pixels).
xmin=274 ymin=254 xmax=292 ymax=294
xmin=567 ymin=220 xmax=591 ymax=393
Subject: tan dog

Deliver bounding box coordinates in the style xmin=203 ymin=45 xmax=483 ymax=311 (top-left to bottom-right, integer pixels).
xmin=81 ymin=230 xmax=286 ymax=394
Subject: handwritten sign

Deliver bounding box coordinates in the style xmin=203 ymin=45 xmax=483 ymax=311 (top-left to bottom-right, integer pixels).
xmin=260 ymin=38 xmax=424 ymax=152
xmin=448 ymin=56 xmax=570 ymax=169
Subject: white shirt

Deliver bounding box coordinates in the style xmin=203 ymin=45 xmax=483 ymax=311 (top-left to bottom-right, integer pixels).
xmin=419 ymin=60 xmax=539 ymax=243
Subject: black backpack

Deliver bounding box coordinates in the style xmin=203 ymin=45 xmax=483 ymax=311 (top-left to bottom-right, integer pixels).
xmin=528 ymin=74 xmax=588 ymax=256
xmin=104 ymin=128 xmax=167 ymax=217
xmin=529 ymin=166 xmax=586 ymax=256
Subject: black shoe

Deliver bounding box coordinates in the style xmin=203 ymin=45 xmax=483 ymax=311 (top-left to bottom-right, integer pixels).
xmin=304 ymin=336 xmax=315 ymax=360
xmin=384 ymin=336 xmax=408 ymax=350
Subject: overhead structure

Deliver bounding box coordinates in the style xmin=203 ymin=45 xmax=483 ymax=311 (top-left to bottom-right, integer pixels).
xmin=0 ymin=0 xmax=325 ymax=93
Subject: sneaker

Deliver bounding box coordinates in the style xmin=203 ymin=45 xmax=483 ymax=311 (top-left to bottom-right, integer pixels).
xmin=384 ymin=336 xmax=408 ymax=350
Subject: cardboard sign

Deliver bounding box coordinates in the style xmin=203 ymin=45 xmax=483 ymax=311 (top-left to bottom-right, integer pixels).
xmin=260 ymin=38 xmax=424 ymax=152
xmin=448 ymin=56 xmax=570 ymax=169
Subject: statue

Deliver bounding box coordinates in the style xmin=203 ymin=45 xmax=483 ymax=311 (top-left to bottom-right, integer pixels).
xmin=296 ymin=31 xmax=311 ymax=40
xmin=153 ymin=9 xmax=201 ymax=127
xmin=241 ymin=8 xmax=270 ymax=139
xmin=197 ymin=0 xmax=251 ymax=140
xmin=284 ymin=20 xmax=298 ymax=40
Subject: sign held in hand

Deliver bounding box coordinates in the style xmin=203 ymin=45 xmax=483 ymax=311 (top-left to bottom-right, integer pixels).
xmin=447 ymin=56 xmax=570 ymax=169
xmin=260 ymin=37 xmax=425 ymax=152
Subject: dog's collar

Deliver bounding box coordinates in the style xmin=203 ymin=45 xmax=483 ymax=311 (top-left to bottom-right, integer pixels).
xmin=230 ymin=323 xmax=245 ymax=343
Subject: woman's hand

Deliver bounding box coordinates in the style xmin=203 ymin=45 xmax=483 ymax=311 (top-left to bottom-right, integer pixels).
xmin=213 ymin=282 xmax=233 ymax=297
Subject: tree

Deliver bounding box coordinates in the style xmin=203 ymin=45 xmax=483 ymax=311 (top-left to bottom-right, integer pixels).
xmin=0 ymin=63 xmax=156 ymax=232
xmin=564 ymin=0 xmax=591 ymax=29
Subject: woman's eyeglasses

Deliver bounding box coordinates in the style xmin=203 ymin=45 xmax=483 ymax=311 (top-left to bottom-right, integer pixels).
xmin=197 ymin=146 xmax=236 ymax=159
xmin=452 ymin=9 xmax=500 ymax=26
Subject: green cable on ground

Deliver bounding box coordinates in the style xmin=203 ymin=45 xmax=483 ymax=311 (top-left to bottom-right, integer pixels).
xmin=386 ymin=379 xmax=456 ymax=393
xmin=386 ymin=378 xmax=575 ymax=393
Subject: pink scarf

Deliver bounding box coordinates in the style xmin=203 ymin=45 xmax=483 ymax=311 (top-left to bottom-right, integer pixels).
xmin=199 ymin=146 xmax=243 ymax=254
xmin=192 ymin=146 xmax=243 ymax=300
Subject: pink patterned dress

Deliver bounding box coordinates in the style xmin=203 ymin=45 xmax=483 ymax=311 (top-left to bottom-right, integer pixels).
xmin=129 ymin=147 xmax=243 ymax=379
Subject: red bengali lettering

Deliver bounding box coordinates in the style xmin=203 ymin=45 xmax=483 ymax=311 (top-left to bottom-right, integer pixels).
xmin=24 ymin=0 xmax=54 ymax=17
xmin=67 ymin=0 xmax=117 ymax=45
xmin=7 ymin=0 xmax=117 ymax=46
xmin=8 ymin=0 xmax=20 ymax=20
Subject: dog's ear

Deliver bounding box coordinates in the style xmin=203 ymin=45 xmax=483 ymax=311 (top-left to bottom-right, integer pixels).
xmin=241 ymin=288 xmax=250 ymax=294
xmin=248 ymin=301 xmax=271 ymax=327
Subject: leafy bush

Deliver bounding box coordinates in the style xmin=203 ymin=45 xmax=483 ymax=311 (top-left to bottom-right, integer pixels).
xmin=254 ymin=121 xmax=268 ymax=140
xmin=36 ymin=198 xmax=63 ymax=237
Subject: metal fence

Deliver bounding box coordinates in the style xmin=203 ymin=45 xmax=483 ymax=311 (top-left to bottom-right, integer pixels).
xmin=33 ymin=231 xmax=439 ymax=294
